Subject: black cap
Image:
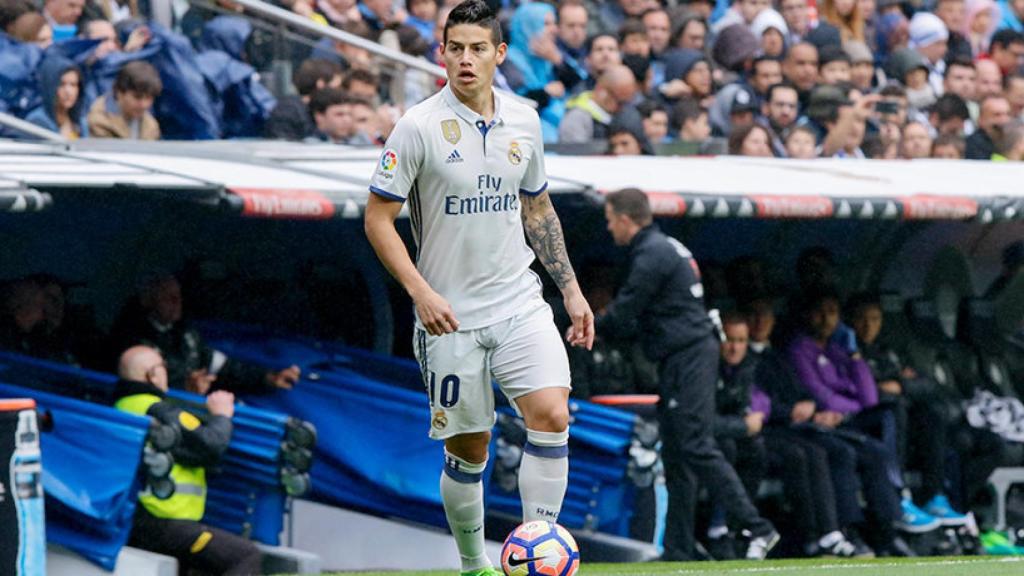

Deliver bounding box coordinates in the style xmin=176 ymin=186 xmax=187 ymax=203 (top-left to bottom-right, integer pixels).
xmin=731 ymin=87 xmax=759 ymax=114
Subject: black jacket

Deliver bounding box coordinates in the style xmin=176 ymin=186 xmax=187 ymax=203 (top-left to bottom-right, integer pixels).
xmin=966 ymin=129 xmax=994 ymax=160
xmin=596 ymin=225 xmax=714 ymax=362
xmin=113 ymin=379 xmax=232 ymax=468
xmin=715 ymin=356 xmax=758 ymax=439
xmin=749 ymin=344 xmax=814 ymax=426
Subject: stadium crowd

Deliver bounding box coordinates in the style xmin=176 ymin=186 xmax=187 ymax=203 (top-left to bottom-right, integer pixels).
xmin=2 ymin=0 xmax=1024 ymax=159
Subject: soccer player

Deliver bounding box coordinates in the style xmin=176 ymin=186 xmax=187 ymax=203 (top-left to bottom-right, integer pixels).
xmin=363 ymin=2 xmax=594 ymax=575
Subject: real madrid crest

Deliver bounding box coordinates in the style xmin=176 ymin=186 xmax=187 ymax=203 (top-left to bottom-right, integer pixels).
xmin=441 ymin=119 xmax=461 ymax=145
xmin=432 ymin=410 xmax=448 ymax=430
xmin=508 ymin=141 xmax=523 ymax=165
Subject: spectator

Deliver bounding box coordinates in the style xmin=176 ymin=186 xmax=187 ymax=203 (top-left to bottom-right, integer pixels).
xmin=966 ymin=93 xmax=1012 ymax=157
xmin=812 ymin=84 xmax=877 ymax=157
xmin=820 ymin=0 xmax=866 ymax=42
xmin=749 ymin=56 xmax=784 ymax=102
xmin=349 ymin=97 xmax=383 ymax=144
xmin=785 ymin=124 xmax=819 ymax=157
xmin=87 ymin=60 xmax=162 ymax=140
xmin=556 ymin=0 xmax=589 ymax=62
xmin=109 ymin=273 xmax=300 ymax=396
xmin=729 ymin=123 xmax=773 ymax=156
xmin=930 ymin=92 xmax=971 ymax=136
xmin=358 ymin=0 xmax=404 ymax=33
xmin=403 ymin=0 xmax=436 ymax=43
xmin=26 ymin=55 xmax=86 ymax=139
xmin=712 ymin=24 xmax=760 ymax=80
xmin=750 ymin=9 xmax=788 ymax=58
xmin=89 ymin=0 xmax=139 ymax=23
xmin=306 ymin=88 xmax=365 ymax=144
xmin=900 ymin=121 xmax=933 ymax=158
xmin=763 ymin=82 xmax=800 ymax=154
xmin=991 ymin=118 xmax=1024 ymax=159
xmin=886 ymin=48 xmax=936 ymax=111
xmin=637 ymin=99 xmax=669 ymax=144
xmin=677 ymin=0 xmax=713 ymax=20
xmin=935 ymin=0 xmax=973 ymax=62
xmin=618 ymin=18 xmax=651 ymax=59
xmin=659 ymin=48 xmax=713 ymax=107
xmin=672 ymin=96 xmax=711 ymax=143
xmin=597 ymin=188 xmax=780 ymax=561
xmin=25 ymin=273 xmax=103 ymax=368
xmin=943 ymin=58 xmax=977 ymax=105
xmin=642 ymin=8 xmax=671 ymax=57
xmin=669 ymin=13 xmax=707 ymax=51
xmin=845 ymin=41 xmax=876 ymax=91
xmin=727 ymin=87 xmax=759 ymax=134
xmin=781 ymin=0 xmax=842 ymax=46
xmin=114 ymin=346 xmax=263 ymax=576
xmin=963 ymin=0 xmax=1000 ymax=56
xmin=503 ymin=2 xmax=582 ymax=142
xmin=265 ymin=58 xmax=342 ymax=141
xmin=561 ymin=64 xmax=637 ymax=143
xmin=81 ymin=19 xmax=151 ymax=60
xmin=6 ymin=11 xmax=52 ymax=48
xmin=342 ymin=68 xmax=380 ymax=103
xmin=607 ymin=121 xmax=651 ymax=155
xmin=975 ymin=58 xmax=1004 ymax=98
xmin=932 ymin=132 xmax=967 ymax=157
xmin=988 ymin=29 xmax=1024 ymax=76
xmin=42 ymin=0 xmax=83 ymax=39
xmin=875 ymin=11 xmax=910 ymax=63
xmin=783 ymin=42 xmax=820 ymax=106
xmin=582 ymin=33 xmax=622 ymax=90
xmin=907 ymin=13 xmax=949 ymax=98
xmin=713 ymin=0 xmax=771 ymax=34
xmin=1005 ymin=73 xmax=1024 ymax=117
xmin=819 ymin=45 xmax=853 ymax=85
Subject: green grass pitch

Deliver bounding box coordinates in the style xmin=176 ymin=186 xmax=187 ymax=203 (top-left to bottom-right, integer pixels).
xmin=319 ymin=556 xmax=1024 ymax=576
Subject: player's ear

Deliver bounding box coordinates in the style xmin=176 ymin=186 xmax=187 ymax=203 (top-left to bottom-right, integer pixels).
xmin=495 ymin=42 xmax=507 ymax=65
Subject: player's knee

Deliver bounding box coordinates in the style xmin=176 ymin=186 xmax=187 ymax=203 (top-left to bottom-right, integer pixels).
xmin=445 ymin=431 xmax=491 ymax=464
xmin=529 ymin=408 xmax=569 ymax=433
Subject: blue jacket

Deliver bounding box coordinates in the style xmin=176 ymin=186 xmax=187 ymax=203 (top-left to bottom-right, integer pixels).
xmin=25 ymin=54 xmax=88 ymax=137
xmin=0 ymin=32 xmax=44 ymax=121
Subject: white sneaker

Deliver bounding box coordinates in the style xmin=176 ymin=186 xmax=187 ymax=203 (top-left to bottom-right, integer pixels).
xmin=745 ymin=530 xmax=781 ymax=560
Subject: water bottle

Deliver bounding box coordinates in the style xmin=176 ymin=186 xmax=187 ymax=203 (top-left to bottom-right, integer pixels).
xmin=11 ymin=410 xmax=45 ymax=576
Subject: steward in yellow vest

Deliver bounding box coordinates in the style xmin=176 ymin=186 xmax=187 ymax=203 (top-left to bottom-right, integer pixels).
xmin=114 ymin=345 xmax=262 ymax=575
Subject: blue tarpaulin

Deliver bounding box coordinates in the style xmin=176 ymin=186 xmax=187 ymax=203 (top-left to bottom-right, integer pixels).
xmin=0 ymin=382 xmax=146 ymax=570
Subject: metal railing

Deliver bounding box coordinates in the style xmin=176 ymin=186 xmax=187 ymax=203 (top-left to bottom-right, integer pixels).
xmin=0 ymin=111 xmax=65 ymax=142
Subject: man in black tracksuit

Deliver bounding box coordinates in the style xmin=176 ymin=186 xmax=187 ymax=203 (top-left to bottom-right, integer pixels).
xmin=595 ymin=188 xmax=779 ymax=561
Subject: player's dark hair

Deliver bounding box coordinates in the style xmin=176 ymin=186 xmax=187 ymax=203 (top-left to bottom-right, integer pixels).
xmin=605 ymin=188 xmax=653 ymax=226
xmin=443 ymin=0 xmax=502 ymax=46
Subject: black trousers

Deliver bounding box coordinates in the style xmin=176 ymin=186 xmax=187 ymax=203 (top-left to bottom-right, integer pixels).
xmin=658 ymin=337 xmax=772 ymax=560
xmin=764 ymin=429 xmax=840 ymax=542
xmin=130 ymin=506 xmax=263 ymax=576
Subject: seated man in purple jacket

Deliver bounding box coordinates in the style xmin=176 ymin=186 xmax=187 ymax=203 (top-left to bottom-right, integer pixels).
xmin=787 ymin=288 xmax=942 ymax=540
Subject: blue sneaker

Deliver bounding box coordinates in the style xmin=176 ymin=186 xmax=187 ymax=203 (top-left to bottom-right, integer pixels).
xmin=923 ymin=494 xmax=970 ymax=526
xmin=896 ymin=498 xmax=941 ymax=533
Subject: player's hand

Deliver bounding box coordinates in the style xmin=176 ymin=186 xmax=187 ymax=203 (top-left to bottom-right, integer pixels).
xmin=562 ymin=287 xmax=594 ymax=350
xmin=745 ymin=412 xmax=764 ymax=436
xmin=187 ymin=369 xmax=216 ymax=395
xmin=413 ymin=288 xmax=459 ymax=336
xmin=206 ymin=391 xmax=235 ymax=418
xmin=790 ymin=400 xmax=816 ymax=424
xmin=813 ymin=410 xmax=843 ymax=428
xmin=879 ymin=380 xmax=902 ymax=395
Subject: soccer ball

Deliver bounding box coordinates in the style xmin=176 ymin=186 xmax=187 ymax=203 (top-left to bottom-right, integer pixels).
xmin=500 ymin=521 xmax=579 ymax=576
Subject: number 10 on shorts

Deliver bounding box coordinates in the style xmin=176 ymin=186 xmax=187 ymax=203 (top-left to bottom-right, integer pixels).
xmin=427 ymin=371 xmax=461 ymax=408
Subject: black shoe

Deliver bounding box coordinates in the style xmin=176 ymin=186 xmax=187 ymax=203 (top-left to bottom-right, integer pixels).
xmin=877 ymin=536 xmax=916 ymax=557
xmin=706 ymin=534 xmax=738 ymax=560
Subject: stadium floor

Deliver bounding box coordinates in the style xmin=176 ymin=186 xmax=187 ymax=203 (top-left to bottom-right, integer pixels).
xmin=323 ymin=556 xmax=1024 ymax=576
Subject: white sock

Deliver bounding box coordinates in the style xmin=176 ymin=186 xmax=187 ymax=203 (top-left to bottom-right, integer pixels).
xmin=518 ymin=428 xmax=569 ymax=523
xmin=441 ymin=451 xmax=491 ymax=572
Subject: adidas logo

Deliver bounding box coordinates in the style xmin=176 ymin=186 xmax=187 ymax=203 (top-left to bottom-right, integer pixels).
xmin=445 ymin=149 xmax=464 ymax=164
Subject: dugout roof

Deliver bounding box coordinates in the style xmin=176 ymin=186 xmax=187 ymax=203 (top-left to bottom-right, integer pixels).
xmin=0 ymin=139 xmax=1020 ymax=222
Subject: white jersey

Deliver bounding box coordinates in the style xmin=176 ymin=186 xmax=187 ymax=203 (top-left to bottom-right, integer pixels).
xmin=369 ymin=85 xmax=549 ymax=330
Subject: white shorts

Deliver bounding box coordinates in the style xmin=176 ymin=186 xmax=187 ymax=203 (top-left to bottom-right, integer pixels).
xmin=412 ymin=296 xmax=571 ymax=439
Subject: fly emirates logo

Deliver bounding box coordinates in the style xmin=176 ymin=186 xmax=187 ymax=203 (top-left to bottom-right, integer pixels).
xmin=444 ymin=174 xmax=519 ymax=216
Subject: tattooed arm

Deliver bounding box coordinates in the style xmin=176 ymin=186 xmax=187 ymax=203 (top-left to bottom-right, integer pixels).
xmin=521 ymin=192 xmax=594 ymax=349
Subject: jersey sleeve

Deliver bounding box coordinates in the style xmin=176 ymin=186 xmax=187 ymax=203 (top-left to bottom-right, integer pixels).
xmin=519 ymin=114 xmax=548 ymax=196
xmin=369 ymin=114 xmax=424 ymax=202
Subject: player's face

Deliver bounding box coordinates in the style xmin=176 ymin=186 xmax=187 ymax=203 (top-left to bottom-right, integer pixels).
xmin=604 ymin=203 xmax=633 ymax=246
xmin=442 ymin=23 xmax=507 ymax=100
xmin=721 ymin=322 xmax=749 ymax=366
xmin=851 ymin=304 xmax=883 ymax=345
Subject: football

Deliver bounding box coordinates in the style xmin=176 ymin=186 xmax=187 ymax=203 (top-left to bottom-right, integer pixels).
xmin=500 ymin=520 xmax=580 ymax=576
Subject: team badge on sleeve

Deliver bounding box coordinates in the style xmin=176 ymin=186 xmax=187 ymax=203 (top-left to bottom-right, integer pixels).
xmin=377 ymin=148 xmax=398 ymax=179
xmin=441 ymin=119 xmax=462 ymax=144
xmin=508 ymin=141 xmax=522 ymax=165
